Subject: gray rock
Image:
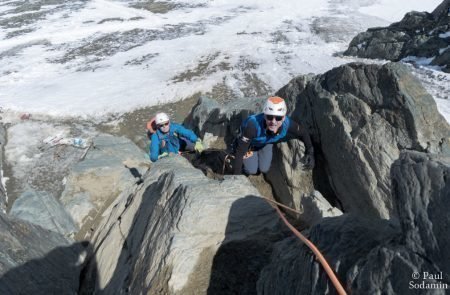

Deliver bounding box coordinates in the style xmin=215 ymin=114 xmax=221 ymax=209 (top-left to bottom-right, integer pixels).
xmin=0 ymin=123 xmax=6 ymax=212
xmin=265 ymin=139 xmax=313 ymax=206
xmin=391 ymin=151 xmax=450 ymax=277
xmin=265 ymin=139 xmax=342 ymax=225
xmin=0 ymin=212 xmax=89 ymax=295
xmin=185 ymin=95 xmax=266 ymax=147
xmin=79 ymin=156 xmax=284 ymax=294
xmin=10 ymin=190 xmax=77 ymax=236
xmin=433 ymin=0 xmax=450 ymax=19
xmin=257 ymin=214 xmax=400 ymax=295
xmin=299 ymin=191 xmax=343 ymax=227
xmin=344 ymin=0 xmax=450 ymax=72
xmin=431 ymin=47 xmax=450 ymax=70
xmin=258 ymin=151 xmax=450 ymax=295
xmin=278 ymin=62 xmax=450 ymax=219
xmin=60 ymin=134 xmax=148 ymax=239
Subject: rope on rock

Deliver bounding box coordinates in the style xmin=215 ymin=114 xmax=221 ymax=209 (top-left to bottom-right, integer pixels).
xmin=261 ymin=196 xmax=348 ymax=295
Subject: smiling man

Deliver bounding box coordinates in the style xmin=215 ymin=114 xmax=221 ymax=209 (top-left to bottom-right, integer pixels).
xmin=232 ymin=96 xmax=315 ymax=175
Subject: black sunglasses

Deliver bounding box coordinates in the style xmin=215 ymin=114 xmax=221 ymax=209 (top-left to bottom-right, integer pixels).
xmin=158 ymin=122 xmax=169 ymax=127
xmin=265 ymin=115 xmax=284 ymax=121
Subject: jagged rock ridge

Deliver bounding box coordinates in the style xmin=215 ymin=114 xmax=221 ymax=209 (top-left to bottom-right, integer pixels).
xmin=344 ymin=0 xmax=450 ymax=72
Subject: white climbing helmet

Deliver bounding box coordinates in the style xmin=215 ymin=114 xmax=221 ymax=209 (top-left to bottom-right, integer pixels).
xmin=155 ymin=112 xmax=170 ymax=125
xmin=263 ymin=96 xmax=287 ymax=116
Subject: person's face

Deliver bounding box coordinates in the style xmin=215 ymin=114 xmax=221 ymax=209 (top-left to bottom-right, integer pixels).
xmin=265 ymin=114 xmax=284 ymax=133
xmin=158 ymin=121 xmax=170 ymax=133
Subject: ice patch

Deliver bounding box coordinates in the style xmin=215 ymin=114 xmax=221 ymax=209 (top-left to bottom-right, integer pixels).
xmin=1 ymin=169 xmax=8 ymax=212
xmin=402 ymin=56 xmax=440 ymax=69
xmin=439 ymin=31 xmax=450 ymax=38
xmin=357 ymin=41 xmax=366 ymax=49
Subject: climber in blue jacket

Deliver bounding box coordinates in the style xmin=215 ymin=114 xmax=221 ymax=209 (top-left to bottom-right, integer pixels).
xmin=149 ymin=112 xmax=204 ymax=162
xmin=232 ymin=96 xmax=315 ymax=175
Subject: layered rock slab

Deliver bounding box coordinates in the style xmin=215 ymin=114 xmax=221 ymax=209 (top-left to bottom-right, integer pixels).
xmin=79 ymin=156 xmax=284 ymax=294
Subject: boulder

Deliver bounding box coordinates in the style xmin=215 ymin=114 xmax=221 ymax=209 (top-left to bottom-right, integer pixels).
xmin=60 ymin=134 xmax=148 ymax=240
xmin=277 ymin=62 xmax=450 ymax=219
xmin=184 ymin=95 xmax=265 ymax=148
xmin=0 ymin=212 xmax=89 ymax=294
xmin=344 ymin=0 xmax=450 ymax=72
xmin=79 ymin=156 xmax=284 ymax=294
xmin=265 ymin=139 xmax=342 ymax=225
xmin=10 ymin=190 xmax=77 ymax=236
xmin=258 ymin=151 xmax=450 ymax=295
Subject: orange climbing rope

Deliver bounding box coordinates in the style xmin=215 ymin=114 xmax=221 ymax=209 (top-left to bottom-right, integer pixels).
xmin=261 ymin=196 xmax=348 ymax=295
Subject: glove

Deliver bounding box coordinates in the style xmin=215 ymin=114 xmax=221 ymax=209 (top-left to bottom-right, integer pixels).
xmin=194 ymin=139 xmax=204 ymax=153
xmin=301 ymin=154 xmax=315 ymax=170
xmin=158 ymin=152 xmax=169 ymax=159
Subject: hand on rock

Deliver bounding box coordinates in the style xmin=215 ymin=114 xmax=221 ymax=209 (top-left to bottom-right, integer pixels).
xmin=194 ymin=140 xmax=204 ymax=153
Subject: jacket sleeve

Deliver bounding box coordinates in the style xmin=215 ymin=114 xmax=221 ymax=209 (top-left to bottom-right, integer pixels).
xmin=233 ymin=120 xmax=257 ymax=175
xmin=287 ymin=120 xmax=314 ymax=156
xmin=174 ymin=124 xmax=198 ymax=143
xmin=150 ymin=133 xmax=160 ymax=162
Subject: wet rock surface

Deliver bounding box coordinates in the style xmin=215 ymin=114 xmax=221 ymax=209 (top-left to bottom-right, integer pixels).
xmin=344 ymin=0 xmax=450 ymax=72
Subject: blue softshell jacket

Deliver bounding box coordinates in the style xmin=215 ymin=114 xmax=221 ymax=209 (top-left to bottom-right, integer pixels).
xmin=241 ymin=113 xmax=291 ymax=148
xmin=149 ymin=123 xmax=198 ymax=162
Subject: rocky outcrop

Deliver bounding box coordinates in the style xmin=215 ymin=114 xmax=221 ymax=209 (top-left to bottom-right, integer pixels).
xmin=265 ymin=139 xmax=342 ymax=225
xmin=59 ymin=134 xmax=148 ymax=239
xmin=3 ymin=122 xmax=147 ymax=238
xmin=0 ymin=123 xmax=6 ymax=212
xmin=79 ymin=156 xmax=284 ymax=294
xmin=0 ymin=212 xmax=90 ymax=294
xmin=10 ymin=190 xmax=77 ymax=236
xmin=258 ymin=151 xmax=450 ymax=295
xmin=258 ymin=214 xmax=400 ymax=295
xmin=277 ymin=62 xmax=450 ymax=219
xmin=187 ymin=62 xmax=449 ymax=220
xmin=391 ymin=151 xmax=450 ymax=278
xmin=344 ymin=0 xmax=450 ymax=72
xmin=185 ymin=92 xmax=341 ymax=224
